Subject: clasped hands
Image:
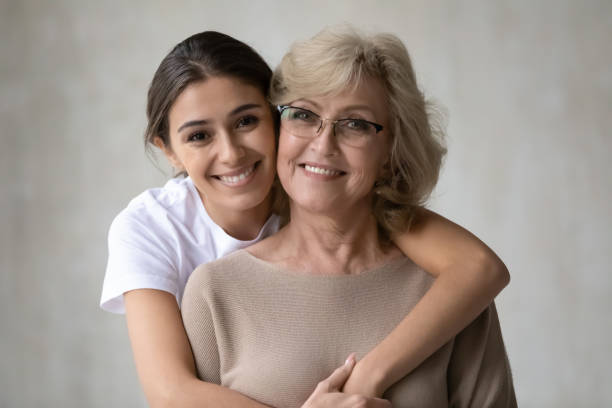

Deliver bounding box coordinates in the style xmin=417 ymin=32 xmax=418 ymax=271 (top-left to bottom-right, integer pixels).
xmin=301 ymin=354 xmax=391 ymax=408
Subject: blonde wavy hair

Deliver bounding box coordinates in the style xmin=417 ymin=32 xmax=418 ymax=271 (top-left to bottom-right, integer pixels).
xmin=270 ymin=26 xmax=447 ymax=236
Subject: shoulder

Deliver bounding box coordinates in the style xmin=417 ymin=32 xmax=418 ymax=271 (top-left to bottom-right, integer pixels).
xmin=109 ymin=177 xmax=200 ymax=240
xmin=371 ymin=254 xmax=433 ymax=281
xmin=186 ymin=251 xmax=264 ymax=296
xmin=123 ymin=176 xmax=195 ymax=220
xmin=387 ymin=255 xmax=434 ymax=287
xmin=190 ymin=251 xmax=257 ymax=283
xmin=243 ymin=229 xmax=283 ymax=260
xmin=361 ymin=255 xmax=435 ymax=302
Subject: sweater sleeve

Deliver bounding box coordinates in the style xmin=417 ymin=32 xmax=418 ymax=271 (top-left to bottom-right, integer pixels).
xmin=181 ymin=266 xmax=222 ymax=384
xmin=447 ymin=303 xmax=517 ymax=408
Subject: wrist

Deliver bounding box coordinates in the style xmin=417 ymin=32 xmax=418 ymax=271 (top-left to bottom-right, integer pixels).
xmin=354 ymin=354 xmax=390 ymax=396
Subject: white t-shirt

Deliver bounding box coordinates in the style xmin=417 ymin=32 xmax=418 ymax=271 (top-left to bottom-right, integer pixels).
xmin=100 ymin=176 xmax=280 ymax=314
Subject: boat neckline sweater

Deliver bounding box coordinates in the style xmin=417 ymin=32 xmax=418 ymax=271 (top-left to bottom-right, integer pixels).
xmin=181 ymin=249 xmax=516 ymax=408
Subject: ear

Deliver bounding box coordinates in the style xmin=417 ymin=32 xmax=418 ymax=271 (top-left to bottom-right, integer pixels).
xmin=153 ymin=136 xmax=184 ymax=171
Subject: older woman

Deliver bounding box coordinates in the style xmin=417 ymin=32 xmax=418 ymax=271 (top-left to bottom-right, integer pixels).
xmin=181 ymin=27 xmax=516 ymax=407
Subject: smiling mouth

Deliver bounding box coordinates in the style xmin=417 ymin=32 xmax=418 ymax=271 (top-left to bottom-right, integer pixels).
xmin=213 ymin=161 xmax=260 ymax=184
xmin=300 ymin=163 xmax=345 ymax=177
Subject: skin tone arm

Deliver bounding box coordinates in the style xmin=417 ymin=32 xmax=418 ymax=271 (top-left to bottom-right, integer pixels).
xmin=302 ymin=355 xmax=391 ymax=408
xmin=123 ymin=210 xmax=508 ymax=404
xmin=124 ymin=289 xmax=273 ymax=408
xmin=126 ymin=289 xmax=388 ymax=408
xmin=342 ymin=208 xmax=510 ymax=397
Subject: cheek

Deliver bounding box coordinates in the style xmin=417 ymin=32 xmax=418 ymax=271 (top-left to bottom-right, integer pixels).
xmin=276 ymin=140 xmax=291 ymax=184
xmin=348 ymin=152 xmax=387 ymax=191
xmin=168 ymin=147 xmax=191 ymax=171
xmin=176 ymin=144 xmax=215 ymax=177
xmin=257 ymin=121 xmax=277 ymax=154
xmin=348 ymin=170 xmax=376 ymax=193
xmin=277 ymin=131 xmax=302 ymax=167
xmin=276 ymin=132 xmax=303 ymax=191
xmin=184 ymin=149 xmax=207 ymax=169
xmin=244 ymin=122 xmax=277 ymax=166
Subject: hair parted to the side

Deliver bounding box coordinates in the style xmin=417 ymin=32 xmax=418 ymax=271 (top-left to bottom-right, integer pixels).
xmin=270 ymin=26 xmax=447 ymax=236
xmin=143 ymin=31 xmax=287 ymax=215
xmin=144 ymin=31 xmax=275 ymax=153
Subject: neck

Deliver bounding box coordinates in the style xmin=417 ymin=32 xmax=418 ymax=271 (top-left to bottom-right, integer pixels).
xmin=202 ymin=193 xmax=272 ymax=241
xmin=278 ymin=201 xmax=392 ymax=274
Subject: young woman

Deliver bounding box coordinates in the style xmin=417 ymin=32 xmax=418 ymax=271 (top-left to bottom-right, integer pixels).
xmin=100 ymin=31 xmax=509 ymax=407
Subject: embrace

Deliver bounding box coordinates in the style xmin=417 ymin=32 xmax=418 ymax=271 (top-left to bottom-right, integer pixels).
xmin=102 ymin=26 xmax=516 ymax=407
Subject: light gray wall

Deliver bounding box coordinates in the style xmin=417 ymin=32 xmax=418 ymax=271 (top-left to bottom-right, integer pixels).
xmin=2 ymin=1 xmax=610 ymax=406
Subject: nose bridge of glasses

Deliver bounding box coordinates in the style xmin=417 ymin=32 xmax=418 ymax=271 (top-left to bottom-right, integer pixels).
xmin=316 ymin=117 xmax=336 ymax=137
xmin=311 ymin=118 xmax=342 ymax=155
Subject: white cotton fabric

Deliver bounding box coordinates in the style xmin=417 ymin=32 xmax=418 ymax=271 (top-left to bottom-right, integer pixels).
xmin=100 ymin=176 xmax=280 ymax=314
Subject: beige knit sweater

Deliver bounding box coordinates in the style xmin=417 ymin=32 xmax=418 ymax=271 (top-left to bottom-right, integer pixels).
xmin=181 ymin=250 xmax=516 ymax=407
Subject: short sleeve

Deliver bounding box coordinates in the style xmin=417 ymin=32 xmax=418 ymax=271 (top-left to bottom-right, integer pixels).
xmin=181 ymin=266 xmax=221 ymax=384
xmin=100 ymin=208 xmax=179 ymax=314
xmin=447 ymin=303 xmax=517 ymax=407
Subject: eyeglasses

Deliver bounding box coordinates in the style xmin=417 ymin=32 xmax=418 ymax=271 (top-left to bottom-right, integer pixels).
xmin=277 ymin=105 xmax=384 ymax=148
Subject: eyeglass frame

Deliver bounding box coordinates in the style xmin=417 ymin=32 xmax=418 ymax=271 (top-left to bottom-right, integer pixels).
xmin=276 ymin=105 xmax=384 ymax=143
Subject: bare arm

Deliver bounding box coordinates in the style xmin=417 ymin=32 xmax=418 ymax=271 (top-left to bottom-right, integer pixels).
xmin=302 ymin=355 xmax=391 ymax=408
xmin=124 ymin=289 xmax=271 ymax=408
xmin=343 ymin=209 xmax=510 ymax=396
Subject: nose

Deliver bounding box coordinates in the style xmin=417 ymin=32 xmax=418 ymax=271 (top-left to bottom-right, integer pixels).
xmin=218 ymin=134 xmax=246 ymax=164
xmin=311 ymin=119 xmax=339 ymax=156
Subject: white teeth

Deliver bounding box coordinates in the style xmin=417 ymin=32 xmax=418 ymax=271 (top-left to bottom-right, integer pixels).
xmin=304 ymin=164 xmax=340 ymax=176
xmin=218 ymin=165 xmax=254 ymax=184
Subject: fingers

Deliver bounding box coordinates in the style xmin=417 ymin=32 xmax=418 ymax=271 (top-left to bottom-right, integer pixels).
xmin=303 ymin=354 xmax=393 ymax=408
xmin=318 ymin=394 xmax=392 ymax=408
xmin=306 ymin=393 xmax=392 ymax=408
xmin=319 ymin=353 xmax=356 ymax=392
xmin=345 ymin=395 xmax=392 ymax=408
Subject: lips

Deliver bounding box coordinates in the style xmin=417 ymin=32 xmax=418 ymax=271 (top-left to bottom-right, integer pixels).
xmin=299 ymin=162 xmax=346 ymax=177
xmin=212 ymin=161 xmax=260 ymax=184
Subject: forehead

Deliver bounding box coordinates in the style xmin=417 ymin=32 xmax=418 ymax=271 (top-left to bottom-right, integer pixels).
xmin=299 ymin=77 xmax=388 ymax=120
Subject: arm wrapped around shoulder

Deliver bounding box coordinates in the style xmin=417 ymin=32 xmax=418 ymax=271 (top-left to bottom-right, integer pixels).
xmin=180 ymin=266 xmax=222 ymax=385
xmin=447 ymin=303 xmax=517 ymax=407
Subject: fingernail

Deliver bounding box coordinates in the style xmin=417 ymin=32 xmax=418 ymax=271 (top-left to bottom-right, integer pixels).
xmin=345 ymin=353 xmax=356 ymax=365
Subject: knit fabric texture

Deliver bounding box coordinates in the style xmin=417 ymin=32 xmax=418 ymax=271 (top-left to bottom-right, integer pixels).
xmin=181 ymin=250 xmax=516 ymax=407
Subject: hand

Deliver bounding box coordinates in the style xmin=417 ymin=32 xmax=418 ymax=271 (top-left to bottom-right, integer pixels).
xmin=301 ymin=354 xmax=391 ymax=408
xmin=342 ymin=356 xmax=385 ymax=398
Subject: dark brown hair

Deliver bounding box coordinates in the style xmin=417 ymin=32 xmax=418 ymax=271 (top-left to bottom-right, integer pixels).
xmin=145 ymin=31 xmax=274 ymax=151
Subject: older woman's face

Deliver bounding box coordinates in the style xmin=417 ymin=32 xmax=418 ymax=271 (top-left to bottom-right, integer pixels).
xmin=277 ymin=78 xmax=390 ymax=217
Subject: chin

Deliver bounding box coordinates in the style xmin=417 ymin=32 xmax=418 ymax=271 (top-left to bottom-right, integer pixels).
xmin=225 ymin=196 xmax=263 ymax=212
xmin=236 ymin=186 xmax=276 ymax=209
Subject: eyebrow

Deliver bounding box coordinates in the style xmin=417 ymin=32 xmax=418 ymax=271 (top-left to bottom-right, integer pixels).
xmin=294 ymin=99 xmax=375 ymax=116
xmin=294 ymin=99 xmax=321 ymax=110
xmin=340 ymin=104 xmax=376 ymax=114
xmin=176 ymin=103 xmax=263 ymax=133
xmin=177 ymin=119 xmax=208 ymax=133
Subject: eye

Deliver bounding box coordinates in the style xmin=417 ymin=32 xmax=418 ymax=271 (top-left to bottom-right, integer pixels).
xmin=287 ymin=108 xmax=318 ymax=123
xmin=187 ymin=131 xmax=211 ymax=143
xmin=236 ymin=114 xmax=259 ymax=129
xmin=342 ymin=119 xmax=371 ymax=132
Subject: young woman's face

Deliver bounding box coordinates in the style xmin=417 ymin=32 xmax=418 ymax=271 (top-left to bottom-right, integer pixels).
xmin=276 ymin=78 xmax=391 ymax=217
xmin=162 ymin=76 xmax=276 ymax=216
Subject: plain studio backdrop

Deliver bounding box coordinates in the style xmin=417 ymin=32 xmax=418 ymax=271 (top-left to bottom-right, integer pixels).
xmin=1 ymin=1 xmax=610 ymax=407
